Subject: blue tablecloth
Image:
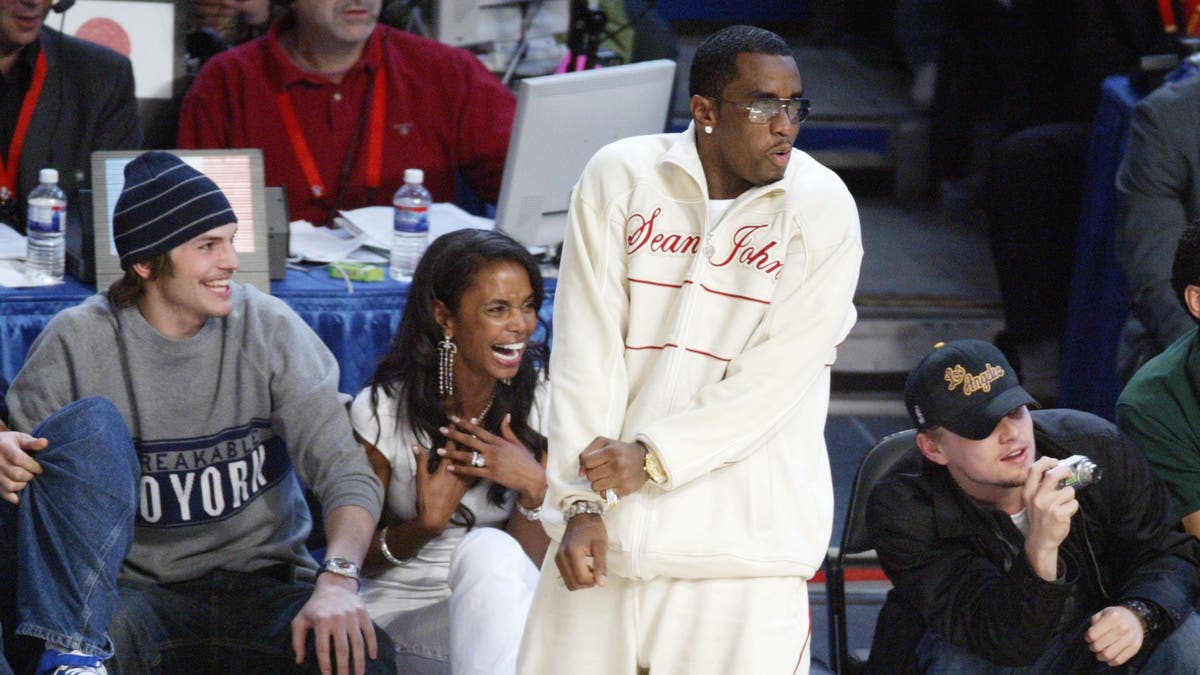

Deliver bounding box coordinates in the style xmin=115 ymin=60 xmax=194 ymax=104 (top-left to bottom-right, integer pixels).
xmin=1059 ymin=75 xmax=1141 ymax=420
xmin=0 ymin=266 xmax=557 ymax=398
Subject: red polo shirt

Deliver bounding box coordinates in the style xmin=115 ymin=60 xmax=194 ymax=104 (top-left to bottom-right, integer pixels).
xmin=178 ymin=16 xmax=515 ymax=225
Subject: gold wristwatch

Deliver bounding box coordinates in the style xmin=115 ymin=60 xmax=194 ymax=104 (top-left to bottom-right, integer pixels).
xmin=643 ymin=446 xmax=667 ymax=485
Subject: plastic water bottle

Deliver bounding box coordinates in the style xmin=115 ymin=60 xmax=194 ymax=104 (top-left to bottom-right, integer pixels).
xmin=25 ymin=168 xmax=66 ymax=283
xmin=390 ymin=168 xmax=431 ymax=281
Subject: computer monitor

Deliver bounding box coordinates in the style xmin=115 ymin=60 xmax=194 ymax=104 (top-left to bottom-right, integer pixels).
xmin=90 ymin=149 xmax=270 ymax=293
xmin=433 ymin=0 xmax=569 ymax=48
xmin=494 ymin=59 xmax=676 ymax=249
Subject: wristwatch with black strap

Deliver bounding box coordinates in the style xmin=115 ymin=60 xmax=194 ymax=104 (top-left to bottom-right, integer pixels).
xmin=1119 ymin=598 xmax=1162 ymax=636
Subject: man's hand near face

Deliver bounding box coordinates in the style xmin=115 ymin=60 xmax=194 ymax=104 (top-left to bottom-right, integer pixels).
xmin=1022 ymin=456 xmax=1079 ymax=581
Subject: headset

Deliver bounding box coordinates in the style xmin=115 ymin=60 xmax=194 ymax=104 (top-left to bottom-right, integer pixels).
xmin=50 ymin=0 xmax=75 ymax=14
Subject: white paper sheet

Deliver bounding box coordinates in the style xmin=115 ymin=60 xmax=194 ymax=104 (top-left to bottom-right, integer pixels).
xmin=0 ymin=223 xmax=27 ymax=259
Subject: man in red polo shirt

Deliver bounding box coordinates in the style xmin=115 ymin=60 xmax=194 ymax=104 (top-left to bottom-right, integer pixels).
xmin=177 ymin=0 xmax=515 ymax=227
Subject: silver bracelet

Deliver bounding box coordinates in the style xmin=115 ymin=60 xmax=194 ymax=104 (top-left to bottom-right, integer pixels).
xmin=563 ymin=499 xmax=603 ymax=521
xmin=378 ymin=525 xmax=409 ymax=567
xmin=515 ymin=500 xmax=542 ymax=521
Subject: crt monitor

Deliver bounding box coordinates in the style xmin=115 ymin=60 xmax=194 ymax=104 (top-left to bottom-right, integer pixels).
xmin=90 ymin=149 xmax=270 ymax=293
xmin=494 ymin=58 xmax=676 ymax=249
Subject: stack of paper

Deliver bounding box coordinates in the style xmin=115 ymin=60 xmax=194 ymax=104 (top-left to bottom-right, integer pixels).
xmin=288 ymin=203 xmax=493 ymax=264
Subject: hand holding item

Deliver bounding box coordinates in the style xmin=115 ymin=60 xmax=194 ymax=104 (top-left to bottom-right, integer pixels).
xmin=1022 ymin=456 xmax=1079 ymax=580
xmin=578 ymin=436 xmax=649 ymax=504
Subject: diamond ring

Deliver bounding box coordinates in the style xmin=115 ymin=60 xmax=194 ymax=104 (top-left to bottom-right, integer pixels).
xmin=471 ymin=451 xmax=485 ymax=468
xmin=604 ymin=488 xmax=618 ymax=507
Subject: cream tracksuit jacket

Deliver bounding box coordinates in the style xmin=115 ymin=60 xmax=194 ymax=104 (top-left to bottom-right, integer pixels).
xmin=544 ymin=123 xmax=863 ymax=582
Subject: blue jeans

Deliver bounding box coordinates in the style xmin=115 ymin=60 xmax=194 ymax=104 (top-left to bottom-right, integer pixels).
xmin=0 ymin=397 xmax=139 ymax=671
xmin=107 ymin=570 xmax=397 ymax=674
xmin=917 ymin=611 xmax=1200 ymax=673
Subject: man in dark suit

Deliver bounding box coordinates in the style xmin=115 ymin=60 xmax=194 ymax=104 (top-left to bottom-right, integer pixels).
xmin=0 ymin=0 xmax=142 ymax=232
xmin=1115 ymin=72 xmax=1200 ymax=382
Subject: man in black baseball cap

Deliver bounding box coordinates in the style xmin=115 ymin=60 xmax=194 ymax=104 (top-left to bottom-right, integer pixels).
xmin=864 ymin=339 xmax=1200 ymax=673
xmin=905 ymin=339 xmax=1039 ymax=441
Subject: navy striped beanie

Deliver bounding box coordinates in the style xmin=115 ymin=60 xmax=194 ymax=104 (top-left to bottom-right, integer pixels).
xmin=113 ymin=151 xmax=237 ymax=270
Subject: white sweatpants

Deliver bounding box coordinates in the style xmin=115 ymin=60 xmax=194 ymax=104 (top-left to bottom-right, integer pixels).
xmin=384 ymin=527 xmax=539 ymax=675
xmin=516 ymin=543 xmax=812 ymax=675
xmin=448 ymin=528 xmax=540 ymax=675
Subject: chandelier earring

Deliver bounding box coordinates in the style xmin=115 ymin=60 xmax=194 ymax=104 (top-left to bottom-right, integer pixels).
xmin=438 ymin=336 xmax=457 ymax=398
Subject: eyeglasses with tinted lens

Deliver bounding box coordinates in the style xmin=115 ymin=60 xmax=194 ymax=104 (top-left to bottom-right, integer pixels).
xmin=710 ymin=97 xmax=811 ymax=124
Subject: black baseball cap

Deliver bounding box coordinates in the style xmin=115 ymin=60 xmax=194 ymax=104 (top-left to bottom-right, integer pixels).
xmin=905 ymin=339 xmax=1038 ymax=440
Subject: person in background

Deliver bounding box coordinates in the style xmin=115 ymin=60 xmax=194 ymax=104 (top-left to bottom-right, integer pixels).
xmin=0 ymin=0 xmax=141 ymax=232
xmin=517 ymin=24 xmax=862 ymax=674
xmin=352 ymin=228 xmax=549 ymax=674
xmin=1118 ymin=224 xmax=1200 ymax=537
xmin=1115 ymin=73 xmax=1200 ymax=382
xmin=177 ymin=0 xmax=515 ymax=226
xmin=929 ymin=0 xmax=1170 ymax=403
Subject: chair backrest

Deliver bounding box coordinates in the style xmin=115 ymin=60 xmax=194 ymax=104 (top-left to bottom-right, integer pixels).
xmin=841 ymin=429 xmax=922 ymax=555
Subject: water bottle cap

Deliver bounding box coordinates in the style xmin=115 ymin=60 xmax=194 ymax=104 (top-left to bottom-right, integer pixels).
xmin=39 ymin=168 xmax=58 ymax=184
xmin=404 ymin=168 xmax=424 ymax=184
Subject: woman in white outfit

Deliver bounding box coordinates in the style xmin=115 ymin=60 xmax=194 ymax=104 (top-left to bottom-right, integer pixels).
xmin=350 ymin=229 xmax=550 ymax=674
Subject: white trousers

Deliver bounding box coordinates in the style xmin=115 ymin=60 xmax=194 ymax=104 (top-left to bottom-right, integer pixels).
xmin=448 ymin=528 xmax=540 ymax=675
xmin=387 ymin=527 xmax=539 ymax=675
xmin=516 ymin=543 xmax=812 ymax=675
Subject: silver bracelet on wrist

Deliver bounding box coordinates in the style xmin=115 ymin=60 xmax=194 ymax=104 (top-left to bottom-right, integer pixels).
xmin=563 ymin=499 xmax=603 ymax=521
xmin=515 ymin=500 xmax=543 ymax=521
xmin=378 ymin=525 xmax=409 ymax=567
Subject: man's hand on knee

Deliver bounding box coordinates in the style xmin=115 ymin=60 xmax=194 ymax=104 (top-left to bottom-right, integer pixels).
xmin=290 ymin=575 xmax=378 ymax=675
xmin=1086 ymin=605 xmax=1145 ymax=667
xmin=0 ymin=431 xmax=47 ymax=504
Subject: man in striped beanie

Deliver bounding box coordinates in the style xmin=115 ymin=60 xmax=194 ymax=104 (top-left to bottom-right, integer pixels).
xmin=2 ymin=150 xmax=396 ymax=674
xmin=105 ymin=151 xmax=239 ymax=325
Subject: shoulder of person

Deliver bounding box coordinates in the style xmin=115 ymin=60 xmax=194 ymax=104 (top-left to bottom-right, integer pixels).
xmin=1031 ymin=408 xmax=1118 ymax=445
xmin=234 ymin=282 xmax=301 ymax=322
xmin=579 ymin=132 xmax=675 ymax=186
xmin=382 ymin=25 xmax=481 ymax=69
xmin=351 ymin=383 xmax=399 ymax=426
xmin=43 ymin=28 xmax=130 ymax=67
xmin=54 ymin=292 xmax=120 ymax=331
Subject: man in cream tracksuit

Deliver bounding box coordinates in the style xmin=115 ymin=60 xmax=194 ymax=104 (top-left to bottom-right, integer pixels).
xmin=517 ymin=24 xmax=863 ymax=674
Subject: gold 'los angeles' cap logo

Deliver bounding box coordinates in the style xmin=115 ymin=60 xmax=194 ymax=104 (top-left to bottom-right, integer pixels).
xmin=944 ymin=362 xmax=1006 ymax=396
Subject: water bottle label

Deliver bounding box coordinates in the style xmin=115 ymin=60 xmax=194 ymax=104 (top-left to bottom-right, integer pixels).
xmin=394 ymin=205 xmax=429 ymax=234
xmin=27 ymin=202 xmax=64 ymax=234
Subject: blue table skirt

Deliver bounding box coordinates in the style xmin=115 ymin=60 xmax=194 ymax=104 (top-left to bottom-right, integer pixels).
xmin=0 ymin=266 xmax=557 ymax=397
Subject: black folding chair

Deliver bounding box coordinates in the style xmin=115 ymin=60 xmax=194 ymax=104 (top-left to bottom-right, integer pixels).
xmin=824 ymin=429 xmax=921 ymax=674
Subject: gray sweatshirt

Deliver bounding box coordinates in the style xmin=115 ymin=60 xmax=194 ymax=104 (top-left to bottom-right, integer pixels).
xmin=6 ymin=284 xmax=382 ymax=583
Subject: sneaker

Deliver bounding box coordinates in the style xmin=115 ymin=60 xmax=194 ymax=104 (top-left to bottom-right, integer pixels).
xmin=35 ymin=649 xmax=107 ymax=675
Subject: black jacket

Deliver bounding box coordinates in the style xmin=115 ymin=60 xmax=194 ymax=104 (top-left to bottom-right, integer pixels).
xmin=866 ymin=409 xmax=1200 ymax=672
xmin=14 ymin=28 xmax=142 ymax=225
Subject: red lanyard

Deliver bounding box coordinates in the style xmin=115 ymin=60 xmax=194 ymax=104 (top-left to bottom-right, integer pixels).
xmin=0 ymin=50 xmax=48 ymax=201
xmin=1159 ymin=0 xmax=1179 ymax=33
xmin=273 ymin=38 xmax=386 ymax=201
